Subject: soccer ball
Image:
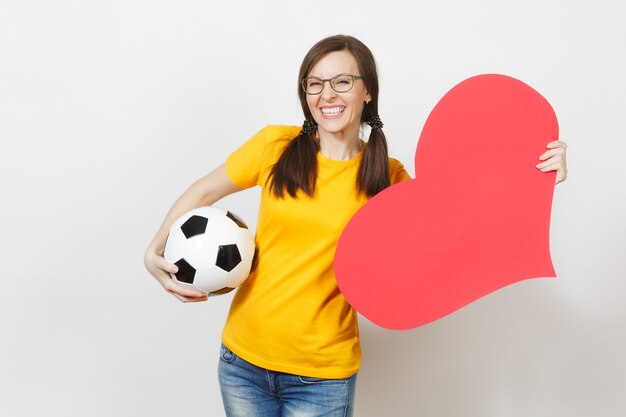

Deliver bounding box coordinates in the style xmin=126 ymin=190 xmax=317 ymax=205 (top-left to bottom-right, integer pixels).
xmin=164 ymin=206 xmax=255 ymax=296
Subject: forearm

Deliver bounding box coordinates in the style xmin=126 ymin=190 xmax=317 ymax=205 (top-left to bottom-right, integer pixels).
xmin=146 ymin=163 xmax=243 ymax=255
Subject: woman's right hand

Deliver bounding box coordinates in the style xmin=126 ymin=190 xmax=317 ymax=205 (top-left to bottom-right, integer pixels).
xmin=144 ymin=249 xmax=208 ymax=303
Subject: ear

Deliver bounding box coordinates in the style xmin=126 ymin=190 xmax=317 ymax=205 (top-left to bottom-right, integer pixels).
xmin=363 ymin=86 xmax=372 ymax=104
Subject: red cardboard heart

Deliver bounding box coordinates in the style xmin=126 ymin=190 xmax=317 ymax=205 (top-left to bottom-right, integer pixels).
xmin=334 ymin=74 xmax=558 ymax=330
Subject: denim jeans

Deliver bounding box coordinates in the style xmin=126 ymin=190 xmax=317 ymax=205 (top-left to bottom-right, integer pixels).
xmin=218 ymin=343 xmax=357 ymax=417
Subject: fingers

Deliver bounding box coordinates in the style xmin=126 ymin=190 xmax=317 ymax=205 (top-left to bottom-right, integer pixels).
xmin=537 ymin=161 xmax=562 ymax=173
xmin=157 ymin=257 xmax=179 ymax=274
xmin=160 ymin=276 xmax=208 ymax=299
xmin=145 ymin=250 xmax=178 ymax=275
xmin=537 ymin=147 xmax=566 ymax=161
xmin=536 ymin=139 xmax=568 ymax=184
xmin=546 ymin=140 xmax=567 ymax=150
xmin=537 ymin=161 xmax=567 ymax=184
xmin=146 ymin=251 xmax=207 ymax=301
xmin=538 ymin=140 xmax=567 ymax=161
xmin=168 ymin=289 xmax=209 ymax=303
xmin=536 ymin=153 xmax=563 ymax=169
xmin=165 ymin=281 xmax=209 ymax=302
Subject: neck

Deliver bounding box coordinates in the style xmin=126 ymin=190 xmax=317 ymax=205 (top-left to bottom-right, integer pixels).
xmin=317 ymin=125 xmax=362 ymax=161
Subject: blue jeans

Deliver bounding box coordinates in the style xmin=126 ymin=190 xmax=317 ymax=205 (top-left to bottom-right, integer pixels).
xmin=218 ymin=343 xmax=357 ymax=417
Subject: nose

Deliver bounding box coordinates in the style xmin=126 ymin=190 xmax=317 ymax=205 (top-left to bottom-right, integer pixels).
xmin=320 ymin=80 xmax=337 ymax=100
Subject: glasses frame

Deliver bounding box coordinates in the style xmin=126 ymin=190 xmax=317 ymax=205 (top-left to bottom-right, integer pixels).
xmin=301 ymin=74 xmax=364 ymax=95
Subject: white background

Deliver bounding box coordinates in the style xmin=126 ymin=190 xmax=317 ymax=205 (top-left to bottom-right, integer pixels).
xmin=1 ymin=0 xmax=625 ymax=416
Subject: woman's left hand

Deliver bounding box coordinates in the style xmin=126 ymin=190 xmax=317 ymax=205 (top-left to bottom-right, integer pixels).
xmin=536 ymin=140 xmax=568 ymax=184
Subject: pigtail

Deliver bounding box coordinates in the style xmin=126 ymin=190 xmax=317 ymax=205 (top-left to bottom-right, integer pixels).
xmin=268 ymin=121 xmax=319 ymax=198
xmin=357 ymin=108 xmax=391 ymax=197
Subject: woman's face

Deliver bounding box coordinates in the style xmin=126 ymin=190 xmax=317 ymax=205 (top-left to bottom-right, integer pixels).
xmin=305 ymin=50 xmax=370 ymax=137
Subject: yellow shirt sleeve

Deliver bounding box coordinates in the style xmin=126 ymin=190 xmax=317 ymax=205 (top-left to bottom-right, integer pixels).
xmin=390 ymin=157 xmax=412 ymax=184
xmin=225 ymin=125 xmax=301 ymax=189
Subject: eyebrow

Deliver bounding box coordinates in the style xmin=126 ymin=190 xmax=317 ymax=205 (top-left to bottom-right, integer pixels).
xmin=305 ymin=72 xmax=353 ymax=79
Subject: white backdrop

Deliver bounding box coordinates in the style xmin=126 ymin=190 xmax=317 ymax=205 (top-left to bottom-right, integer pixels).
xmin=1 ymin=1 xmax=625 ymax=416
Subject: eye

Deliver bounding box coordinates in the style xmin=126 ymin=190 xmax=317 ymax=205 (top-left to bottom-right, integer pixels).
xmin=307 ymin=79 xmax=323 ymax=87
xmin=334 ymin=76 xmax=352 ymax=85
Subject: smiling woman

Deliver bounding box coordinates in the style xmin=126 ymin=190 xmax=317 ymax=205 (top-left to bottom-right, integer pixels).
xmin=268 ymin=36 xmax=394 ymax=202
xmin=144 ymin=34 xmax=568 ymax=417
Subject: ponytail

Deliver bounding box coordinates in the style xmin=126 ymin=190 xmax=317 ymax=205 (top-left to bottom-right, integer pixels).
xmin=267 ymin=122 xmax=319 ymax=198
xmin=356 ymin=112 xmax=390 ymax=197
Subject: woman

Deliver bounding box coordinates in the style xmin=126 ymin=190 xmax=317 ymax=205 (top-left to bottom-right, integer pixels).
xmin=144 ymin=35 xmax=567 ymax=417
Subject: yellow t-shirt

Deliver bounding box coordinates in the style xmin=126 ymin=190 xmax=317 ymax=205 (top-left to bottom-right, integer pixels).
xmin=222 ymin=125 xmax=410 ymax=378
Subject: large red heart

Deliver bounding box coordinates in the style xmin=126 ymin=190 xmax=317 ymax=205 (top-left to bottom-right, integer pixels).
xmin=334 ymin=74 xmax=558 ymax=330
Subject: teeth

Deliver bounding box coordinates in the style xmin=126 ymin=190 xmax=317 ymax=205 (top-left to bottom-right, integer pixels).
xmin=321 ymin=107 xmax=345 ymax=115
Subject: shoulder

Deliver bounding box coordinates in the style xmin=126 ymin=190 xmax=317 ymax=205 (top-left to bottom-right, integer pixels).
xmin=388 ymin=157 xmax=404 ymax=171
xmin=244 ymin=125 xmax=301 ymax=155
xmin=230 ymin=124 xmax=301 ymax=159
xmin=246 ymin=124 xmax=301 ymax=160
xmin=225 ymin=124 xmax=302 ymax=188
xmin=258 ymin=124 xmax=302 ymax=143
xmin=388 ymin=157 xmax=412 ymax=184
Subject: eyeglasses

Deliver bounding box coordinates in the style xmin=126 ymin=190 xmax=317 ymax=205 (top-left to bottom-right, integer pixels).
xmin=301 ymin=74 xmax=364 ymax=95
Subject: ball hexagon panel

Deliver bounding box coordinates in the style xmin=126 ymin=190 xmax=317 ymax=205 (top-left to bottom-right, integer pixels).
xmin=208 ymin=215 xmax=241 ymax=243
xmin=227 ymin=260 xmax=252 ymax=287
xmin=236 ymin=228 xmax=256 ymax=261
xmin=164 ymin=226 xmax=187 ymax=264
xmin=193 ymin=266 xmax=229 ymax=294
xmin=182 ymin=234 xmax=220 ymax=269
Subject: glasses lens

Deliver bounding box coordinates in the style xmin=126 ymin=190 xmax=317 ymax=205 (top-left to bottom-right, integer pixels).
xmin=331 ymin=75 xmax=354 ymax=92
xmin=304 ymin=78 xmax=323 ymax=94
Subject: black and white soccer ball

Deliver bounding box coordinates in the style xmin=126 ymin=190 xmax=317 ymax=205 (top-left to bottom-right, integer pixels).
xmin=164 ymin=206 xmax=255 ymax=296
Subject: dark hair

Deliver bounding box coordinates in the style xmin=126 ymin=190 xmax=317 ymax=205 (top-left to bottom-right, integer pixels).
xmin=268 ymin=34 xmax=390 ymax=198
